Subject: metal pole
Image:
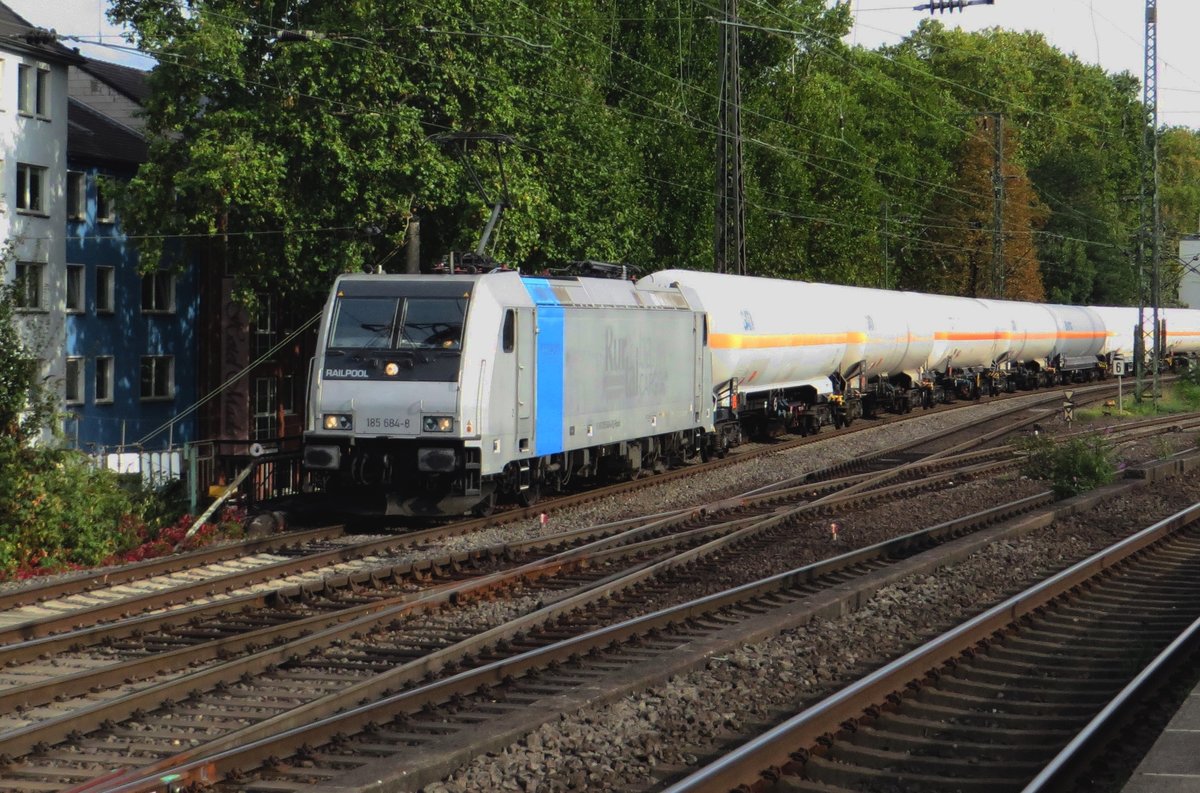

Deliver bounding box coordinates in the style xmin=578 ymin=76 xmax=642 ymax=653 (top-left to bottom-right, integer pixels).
xmin=990 ymin=113 xmax=1004 ymax=298
xmin=1138 ymin=0 xmax=1159 ymax=405
xmin=1148 ymin=0 xmax=1161 ymax=402
xmin=715 ymin=0 xmax=746 ymax=276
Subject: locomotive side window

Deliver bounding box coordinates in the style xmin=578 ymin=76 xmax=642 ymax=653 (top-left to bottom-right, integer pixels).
xmin=503 ymin=309 xmax=515 ymax=352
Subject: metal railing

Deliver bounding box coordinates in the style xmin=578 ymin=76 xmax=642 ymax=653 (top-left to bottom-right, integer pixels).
xmin=90 ymin=435 xmax=309 ymax=514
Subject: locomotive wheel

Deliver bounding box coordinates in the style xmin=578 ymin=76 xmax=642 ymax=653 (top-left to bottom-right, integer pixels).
xmin=472 ymin=489 xmax=497 ymax=517
xmin=518 ymin=477 xmax=541 ymax=507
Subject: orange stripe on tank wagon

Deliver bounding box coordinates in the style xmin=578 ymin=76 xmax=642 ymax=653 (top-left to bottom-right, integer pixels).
xmin=709 ymin=332 xmax=867 ymax=349
xmin=934 ymin=330 xmax=1108 ymax=342
xmin=933 ymin=331 xmax=1008 ymax=341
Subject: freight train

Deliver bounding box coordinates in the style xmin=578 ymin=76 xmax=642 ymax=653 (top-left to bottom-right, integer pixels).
xmin=302 ymin=268 xmax=1200 ymax=516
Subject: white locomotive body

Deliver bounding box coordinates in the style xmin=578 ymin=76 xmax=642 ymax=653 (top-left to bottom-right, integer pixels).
xmin=304 ymin=271 xmax=710 ymax=516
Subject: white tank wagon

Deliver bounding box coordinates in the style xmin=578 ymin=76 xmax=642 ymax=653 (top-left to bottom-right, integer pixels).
xmin=303 ymin=270 xmax=711 ymax=516
xmin=638 ymin=270 xmax=1181 ymax=438
xmin=641 ymin=270 xmax=1024 ymax=431
xmin=1162 ymin=307 xmax=1200 ymax=357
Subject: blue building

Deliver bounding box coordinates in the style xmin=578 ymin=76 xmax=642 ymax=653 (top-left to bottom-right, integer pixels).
xmin=63 ymin=60 xmax=199 ymax=452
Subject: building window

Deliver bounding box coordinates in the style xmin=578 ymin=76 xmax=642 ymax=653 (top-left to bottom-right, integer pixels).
xmin=66 ymin=264 xmax=84 ymax=312
xmin=253 ymin=376 xmax=278 ymax=440
xmin=65 ymin=358 xmax=83 ymax=404
xmin=141 ymin=270 xmax=175 ymax=313
xmin=17 ymin=64 xmax=48 ymax=117
xmin=16 ymin=163 xmax=46 ymax=213
xmin=96 ymin=178 xmax=116 ymax=223
xmin=281 ymin=374 xmax=296 ymax=414
xmin=95 ymin=356 xmax=113 ymax=403
xmin=66 ymin=171 xmax=85 ymax=220
xmin=140 ymin=356 xmax=173 ymax=400
xmin=14 ymin=261 xmax=43 ymax=309
xmin=253 ymin=293 xmax=276 ymax=358
xmin=96 ymin=266 xmax=115 ymax=313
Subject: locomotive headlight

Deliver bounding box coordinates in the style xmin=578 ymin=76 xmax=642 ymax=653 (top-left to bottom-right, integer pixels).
xmin=384 ymin=361 xmax=400 ymax=376
xmin=422 ymin=415 xmax=454 ymax=433
xmin=323 ymin=413 xmax=353 ymax=431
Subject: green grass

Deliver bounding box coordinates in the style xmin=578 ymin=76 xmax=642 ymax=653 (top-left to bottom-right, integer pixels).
xmin=1076 ymin=381 xmax=1200 ymax=421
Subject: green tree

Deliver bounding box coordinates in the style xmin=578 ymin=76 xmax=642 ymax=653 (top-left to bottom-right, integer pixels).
xmin=109 ymin=0 xmax=660 ymax=300
xmin=0 ymin=283 xmax=54 ymax=444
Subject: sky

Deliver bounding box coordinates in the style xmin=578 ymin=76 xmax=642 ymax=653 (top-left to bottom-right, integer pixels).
xmin=6 ymin=0 xmax=1200 ymax=129
xmin=848 ymin=0 xmax=1200 ymax=129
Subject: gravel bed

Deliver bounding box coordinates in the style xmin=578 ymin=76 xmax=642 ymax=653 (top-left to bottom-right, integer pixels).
xmin=423 ymin=434 xmax=1200 ymax=792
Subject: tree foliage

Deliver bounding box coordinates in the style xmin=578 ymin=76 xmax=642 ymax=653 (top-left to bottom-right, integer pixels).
xmin=0 ymin=284 xmax=54 ymax=445
xmin=107 ymin=2 xmax=1200 ymax=306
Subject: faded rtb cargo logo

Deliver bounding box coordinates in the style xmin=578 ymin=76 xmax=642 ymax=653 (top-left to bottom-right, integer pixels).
xmin=603 ymin=327 xmax=666 ymax=399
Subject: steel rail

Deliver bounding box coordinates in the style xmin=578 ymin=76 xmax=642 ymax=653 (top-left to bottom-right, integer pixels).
xmin=0 ymin=524 xmax=507 ymax=645
xmin=0 ymin=451 xmax=1018 ymax=719
xmin=1020 ymin=612 xmax=1200 ymax=793
xmin=78 ymin=489 xmax=1060 ymax=793
xmin=0 ymin=524 xmax=345 ymax=611
xmin=662 ymin=499 xmax=1200 ymax=793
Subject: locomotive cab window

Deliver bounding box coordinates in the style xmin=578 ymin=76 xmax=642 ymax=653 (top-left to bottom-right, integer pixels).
xmin=326 ymin=293 xmax=469 ymax=382
xmin=329 ymin=296 xmax=467 ymax=350
xmin=401 ymin=297 xmax=465 ymax=349
xmin=502 ymin=309 xmax=515 ymax=352
xmin=329 ymin=297 xmax=400 ymax=349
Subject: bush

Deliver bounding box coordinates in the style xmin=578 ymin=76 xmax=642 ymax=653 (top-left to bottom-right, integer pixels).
xmin=1017 ymin=433 xmax=1116 ymax=498
xmin=0 ymin=279 xmax=239 ymax=579
xmin=0 ymin=438 xmax=146 ymax=574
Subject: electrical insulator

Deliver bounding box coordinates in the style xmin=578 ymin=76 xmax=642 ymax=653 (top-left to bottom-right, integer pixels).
xmin=23 ymin=28 xmax=57 ymax=45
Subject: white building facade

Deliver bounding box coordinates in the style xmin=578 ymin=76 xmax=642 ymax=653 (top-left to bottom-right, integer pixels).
xmin=0 ymin=7 xmax=83 ymax=409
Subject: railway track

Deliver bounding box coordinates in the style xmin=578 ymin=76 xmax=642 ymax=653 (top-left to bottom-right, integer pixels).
xmin=0 ymin=387 xmax=1085 ymax=645
xmin=666 ymin=493 xmax=1200 ymax=793
xmin=0 ymin=450 xmax=1038 ymax=785
xmin=0 ymin=387 xmax=1179 ymax=792
xmin=0 ymin=388 xmax=1085 ymax=672
xmin=33 ymin=446 xmax=1200 ymax=793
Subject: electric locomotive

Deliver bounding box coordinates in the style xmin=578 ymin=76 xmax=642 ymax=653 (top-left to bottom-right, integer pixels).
xmin=303 ymin=270 xmax=712 ymax=516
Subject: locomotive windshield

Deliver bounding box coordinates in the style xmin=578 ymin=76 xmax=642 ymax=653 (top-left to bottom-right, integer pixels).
xmin=326 ymin=295 xmax=468 ymax=381
xmin=329 ymin=297 xmax=467 ymax=349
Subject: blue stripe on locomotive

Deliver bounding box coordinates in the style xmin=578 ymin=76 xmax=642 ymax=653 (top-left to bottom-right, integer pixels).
xmin=522 ymin=279 xmax=564 ymax=455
